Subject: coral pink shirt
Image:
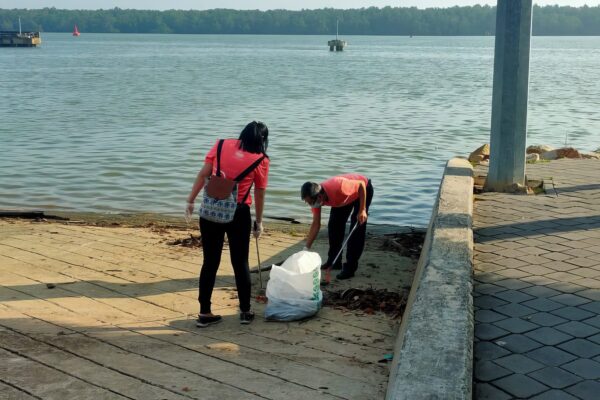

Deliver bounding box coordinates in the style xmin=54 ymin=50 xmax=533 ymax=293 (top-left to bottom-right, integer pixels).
xmin=319 ymin=174 xmax=369 ymax=208
xmin=204 ymin=139 xmax=269 ymax=205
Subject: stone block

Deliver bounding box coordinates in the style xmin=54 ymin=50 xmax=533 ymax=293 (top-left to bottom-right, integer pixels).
xmin=475 ymin=341 xmax=511 ymax=361
xmin=524 ymin=327 xmax=574 ymax=346
xmin=498 ymin=334 xmax=543 ymax=353
xmin=474 ymin=383 xmax=512 ymax=400
xmin=522 ymin=298 xmax=564 ymax=312
xmin=495 ymin=303 xmax=536 ymax=318
xmin=526 ymin=346 xmax=577 ymax=366
xmin=555 ymin=321 xmax=599 ymax=338
xmin=475 ymin=324 xmax=510 ymax=341
xmin=474 ymin=360 xmax=512 ymax=382
xmin=550 ymin=294 xmax=591 ymax=307
xmin=494 ymin=317 xmax=539 ymax=334
xmin=561 ymin=359 xmax=600 ymax=379
xmin=551 ymin=307 xmax=595 ymax=322
xmin=495 ymin=353 xmax=544 ymax=374
xmin=493 ymin=374 xmax=549 ymax=398
xmin=566 ymin=380 xmax=600 ymax=400
xmin=493 ymin=290 xmax=535 ymax=304
xmin=558 ymin=338 xmax=600 ymax=358
xmin=528 ymin=366 xmax=582 ymax=389
xmin=528 ymin=312 xmax=569 ymax=327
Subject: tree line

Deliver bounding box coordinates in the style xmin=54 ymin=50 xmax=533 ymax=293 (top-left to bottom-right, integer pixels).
xmin=1 ymin=5 xmax=599 ymax=36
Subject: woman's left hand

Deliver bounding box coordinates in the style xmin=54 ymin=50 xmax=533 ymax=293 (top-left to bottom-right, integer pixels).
xmin=358 ymin=210 xmax=368 ymax=225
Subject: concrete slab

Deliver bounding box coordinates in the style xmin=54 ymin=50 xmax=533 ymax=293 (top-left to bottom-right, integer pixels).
xmin=0 ymin=218 xmax=416 ymax=399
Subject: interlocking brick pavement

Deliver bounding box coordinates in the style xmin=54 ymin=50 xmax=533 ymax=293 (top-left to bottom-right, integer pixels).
xmin=474 ymin=159 xmax=600 ymax=399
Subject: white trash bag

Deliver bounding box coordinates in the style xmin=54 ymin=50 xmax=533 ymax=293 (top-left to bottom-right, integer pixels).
xmin=265 ymin=250 xmax=323 ymax=321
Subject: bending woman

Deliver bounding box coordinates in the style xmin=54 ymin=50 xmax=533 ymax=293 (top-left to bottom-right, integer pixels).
xmin=186 ymin=121 xmax=270 ymax=327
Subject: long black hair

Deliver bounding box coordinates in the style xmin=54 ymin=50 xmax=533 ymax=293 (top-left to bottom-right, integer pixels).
xmin=238 ymin=121 xmax=268 ymax=154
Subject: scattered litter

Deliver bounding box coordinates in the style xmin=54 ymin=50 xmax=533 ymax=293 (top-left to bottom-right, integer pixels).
xmin=382 ymin=229 xmax=426 ymax=259
xmin=167 ymin=234 xmax=202 ymax=248
xmin=378 ymin=353 xmax=394 ymax=363
xmin=255 ymin=295 xmax=268 ymax=303
xmin=323 ymin=287 xmax=408 ymax=319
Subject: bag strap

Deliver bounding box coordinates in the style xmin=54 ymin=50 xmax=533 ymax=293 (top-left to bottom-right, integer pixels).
xmin=235 ymin=154 xmax=266 ymax=205
xmin=233 ymin=154 xmax=266 ymax=182
xmin=215 ymin=139 xmax=225 ymax=177
xmin=239 ymin=182 xmax=254 ymax=205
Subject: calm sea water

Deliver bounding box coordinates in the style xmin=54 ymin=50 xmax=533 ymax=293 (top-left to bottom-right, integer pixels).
xmin=1 ymin=34 xmax=599 ymax=226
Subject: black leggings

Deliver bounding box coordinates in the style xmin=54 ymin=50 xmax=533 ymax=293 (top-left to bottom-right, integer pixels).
xmin=198 ymin=204 xmax=252 ymax=314
xmin=326 ymin=180 xmax=374 ymax=272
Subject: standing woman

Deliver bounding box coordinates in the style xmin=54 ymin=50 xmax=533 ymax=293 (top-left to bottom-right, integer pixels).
xmin=186 ymin=121 xmax=270 ymax=327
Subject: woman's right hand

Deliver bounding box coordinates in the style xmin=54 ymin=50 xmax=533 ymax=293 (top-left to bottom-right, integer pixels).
xmin=185 ymin=202 xmax=194 ymax=223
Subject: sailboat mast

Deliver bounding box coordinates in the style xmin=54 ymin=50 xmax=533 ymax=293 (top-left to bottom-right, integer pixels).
xmin=19 ymin=17 xmax=22 ymax=35
xmin=336 ymin=19 xmax=339 ymax=40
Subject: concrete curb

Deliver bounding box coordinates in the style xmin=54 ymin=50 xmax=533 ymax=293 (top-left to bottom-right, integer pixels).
xmin=386 ymin=158 xmax=474 ymax=400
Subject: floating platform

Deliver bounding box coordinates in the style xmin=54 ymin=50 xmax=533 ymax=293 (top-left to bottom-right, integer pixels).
xmin=0 ymin=31 xmax=41 ymax=47
xmin=328 ymin=39 xmax=347 ymax=51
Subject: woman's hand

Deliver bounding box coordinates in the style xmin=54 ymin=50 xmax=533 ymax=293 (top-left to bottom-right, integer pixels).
xmin=185 ymin=202 xmax=195 ymax=223
xmin=253 ymin=220 xmax=263 ymax=238
xmin=358 ymin=209 xmax=368 ymax=225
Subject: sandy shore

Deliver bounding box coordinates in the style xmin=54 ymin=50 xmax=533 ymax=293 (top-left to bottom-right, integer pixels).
xmin=0 ymin=214 xmax=419 ymax=399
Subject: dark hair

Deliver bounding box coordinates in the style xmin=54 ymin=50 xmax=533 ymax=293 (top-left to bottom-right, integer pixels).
xmin=238 ymin=121 xmax=268 ymax=154
xmin=301 ymin=182 xmax=320 ymax=200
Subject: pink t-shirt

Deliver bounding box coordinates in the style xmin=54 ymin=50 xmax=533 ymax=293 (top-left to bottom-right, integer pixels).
xmin=204 ymin=139 xmax=269 ymax=205
xmin=319 ymin=174 xmax=369 ymax=208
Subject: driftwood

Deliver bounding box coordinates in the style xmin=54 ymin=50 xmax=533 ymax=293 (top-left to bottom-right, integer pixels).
xmin=0 ymin=210 xmax=69 ymax=220
xmin=264 ymin=215 xmax=301 ymax=224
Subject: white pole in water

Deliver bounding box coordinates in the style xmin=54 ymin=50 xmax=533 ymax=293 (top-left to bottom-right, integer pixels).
xmin=19 ymin=17 xmax=22 ymax=34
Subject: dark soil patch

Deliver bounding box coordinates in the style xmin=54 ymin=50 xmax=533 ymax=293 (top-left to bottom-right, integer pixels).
xmin=323 ymin=287 xmax=408 ymax=319
xmin=382 ymin=229 xmax=426 ymax=259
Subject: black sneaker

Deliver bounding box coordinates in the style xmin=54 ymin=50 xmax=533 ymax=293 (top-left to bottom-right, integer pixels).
xmin=196 ymin=314 xmax=222 ymax=328
xmin=240 ymin=311 xmax=255 ymax=325
xmin=336 ymin=270 xmax=355 ymax=280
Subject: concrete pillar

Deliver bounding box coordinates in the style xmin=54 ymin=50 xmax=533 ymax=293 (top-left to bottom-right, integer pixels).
xmin=485 ymin=0 xmax=533 ymax=192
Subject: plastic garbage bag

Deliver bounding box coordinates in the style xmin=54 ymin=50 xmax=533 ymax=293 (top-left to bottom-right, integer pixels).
xmin=265 ymin=250 xmax=323 ymax=321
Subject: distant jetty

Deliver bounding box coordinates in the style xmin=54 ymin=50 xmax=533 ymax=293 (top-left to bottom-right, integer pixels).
xmin=0 ymin=31 xmax=41 ymax=47
xmin=1 ymin=19 xmax=41 ymax=47
xmin=328 ymin=19 xmax=347 ymax=51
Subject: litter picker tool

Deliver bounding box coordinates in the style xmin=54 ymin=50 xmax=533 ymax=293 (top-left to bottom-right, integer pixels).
xmin=324 ymin=222 xmax=359 ymax=285
xmin=254 ymin=221 xmax=265 ymax=295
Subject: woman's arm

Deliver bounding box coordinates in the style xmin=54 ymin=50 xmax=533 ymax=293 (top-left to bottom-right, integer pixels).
xmin=254 ymin=188 xmax=266 ymax=223
xmin=187 ymin=163 xmax=213 ymax=204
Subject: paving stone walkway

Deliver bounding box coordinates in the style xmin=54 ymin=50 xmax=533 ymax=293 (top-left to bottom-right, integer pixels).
xmin=473 ymin=159 xmax=600 ymax=400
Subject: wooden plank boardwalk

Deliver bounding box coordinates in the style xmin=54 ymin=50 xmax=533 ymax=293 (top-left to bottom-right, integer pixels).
xmin=0 ymin=219 xmax=414 ymax=399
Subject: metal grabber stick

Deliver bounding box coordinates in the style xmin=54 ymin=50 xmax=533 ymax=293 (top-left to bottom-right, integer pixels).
xmin=325 ymin=222 xmax=359 ymax=284
xmin=254 ymin=222 xmax=263 ymax=291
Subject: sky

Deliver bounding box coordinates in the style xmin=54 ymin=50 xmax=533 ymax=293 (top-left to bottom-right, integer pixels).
xmin=3 ymin=1 xmax=600 ymax=10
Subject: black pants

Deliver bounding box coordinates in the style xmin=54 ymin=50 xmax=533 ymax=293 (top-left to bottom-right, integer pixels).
xmin=326 ymin=180 xmax=374 ymax=273
xmin=198 ymin=204 xmax=252 ymax=314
